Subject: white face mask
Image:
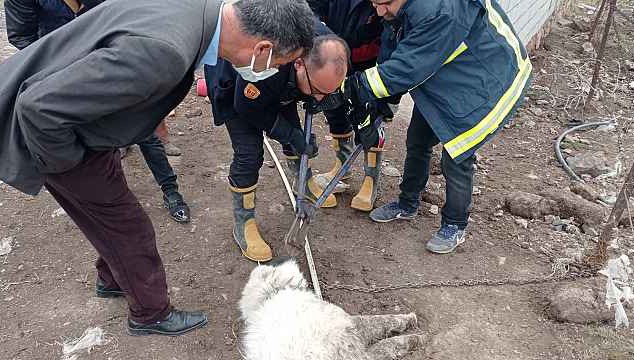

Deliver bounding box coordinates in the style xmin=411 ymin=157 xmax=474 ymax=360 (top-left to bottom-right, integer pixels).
xmin=233 ymin=48 xmax=279 ymax=82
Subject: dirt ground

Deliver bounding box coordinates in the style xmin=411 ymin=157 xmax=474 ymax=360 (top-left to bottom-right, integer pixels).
xmin=2 ymin=1 xmax=634 ymax=359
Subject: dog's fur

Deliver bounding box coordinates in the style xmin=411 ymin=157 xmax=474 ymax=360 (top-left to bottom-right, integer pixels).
xmin=239 ymin=259 xmax=425 ymax=360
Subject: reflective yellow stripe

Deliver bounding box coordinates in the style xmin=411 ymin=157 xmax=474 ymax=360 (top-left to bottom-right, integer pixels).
xmin=444 ymin=59 xmax=532 ymax=158
xmin=484 ymin=0 xmax=523 ymax=67
xmin=443 ymin=0 xmax=530 ymax=159
xmin=364 ymin=67 xmax=390 ymax=98
xmin=444 ymin=42 xmax=468 ymax=65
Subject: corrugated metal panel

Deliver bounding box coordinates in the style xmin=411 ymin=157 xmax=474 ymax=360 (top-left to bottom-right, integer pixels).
xmin=497 ymin=0 xmax=561 ymax=44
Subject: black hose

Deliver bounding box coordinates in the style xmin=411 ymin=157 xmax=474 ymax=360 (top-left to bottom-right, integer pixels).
xmin=554 ymin=121 xmax=614 ymax=182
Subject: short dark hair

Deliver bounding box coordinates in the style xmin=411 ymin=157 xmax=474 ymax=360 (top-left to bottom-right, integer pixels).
xmin=233 ymin=0 xmax=315 ymax=57
xmin=305 ymin=35 xmax=350 ymax=77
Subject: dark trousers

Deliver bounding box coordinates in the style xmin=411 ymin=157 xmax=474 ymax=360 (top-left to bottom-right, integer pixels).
xmin=225 ymin=115 xmax=265 ymax=189
xmin=137 ymin=134 xmax=178 ymax=195
xmin=398 ymin=108 xmax=475 ymax=229
xmin=44 ymin=150 xmax=170 ymax=324
xmin=226 ymin=105 xmax=300 ymax=188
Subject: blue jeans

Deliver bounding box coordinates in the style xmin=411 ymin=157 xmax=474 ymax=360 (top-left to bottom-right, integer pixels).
xmin=138 ymin=134 xmax=178 ymax=195
xmin=398 ymin=108 xmax=474 ymax=229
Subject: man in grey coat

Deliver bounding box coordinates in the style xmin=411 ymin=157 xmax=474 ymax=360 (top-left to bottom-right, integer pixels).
xmin=0 ymin=0 xmax=314 ymax=336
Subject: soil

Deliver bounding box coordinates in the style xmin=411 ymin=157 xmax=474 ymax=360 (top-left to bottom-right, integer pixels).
xmin=2 ymin=1 xmax=634 ymax=359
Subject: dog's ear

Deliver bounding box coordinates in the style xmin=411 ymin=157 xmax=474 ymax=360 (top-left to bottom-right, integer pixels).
xmin=239 ymin=259 xmax=309 ymax=320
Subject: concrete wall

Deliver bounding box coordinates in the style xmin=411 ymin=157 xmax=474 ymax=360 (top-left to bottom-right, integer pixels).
xmin=498 ymin=0 xmax=575 ymax=51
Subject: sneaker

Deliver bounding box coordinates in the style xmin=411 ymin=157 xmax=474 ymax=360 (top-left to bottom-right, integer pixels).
xmin=369 ymin=200 xmax=416 ymax=223
xmin=163 ymin=192 xmax=191 ymax=223
xmin=425 ymin=224 xmax=466 ymax=254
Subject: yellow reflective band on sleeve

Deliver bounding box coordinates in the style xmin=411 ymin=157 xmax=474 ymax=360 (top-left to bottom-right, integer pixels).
xmin=443 ymin=42 xmax=468 ymax=65
xmin=444 ymin=59 xmax=532 ymax=159
xmin=483 ymin=0 xmax=523 ymax=67
xmin=364 ymin=67 xmax=390 ymax=98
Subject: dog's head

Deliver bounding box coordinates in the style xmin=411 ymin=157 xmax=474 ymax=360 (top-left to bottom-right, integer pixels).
xmin=239 ymin=257 xmax=308 ymax=320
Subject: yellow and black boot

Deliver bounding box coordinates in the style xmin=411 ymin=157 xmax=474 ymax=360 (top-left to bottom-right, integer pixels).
xmin=286 ymin=156 xmax=338 ymax=208
xmin=351 ymin=147 xmax=384 ymax=211
xmin=313 ymin=132 xmax=355 ymax=193
xmin=230 ymin=185 xmax=273 ymax=262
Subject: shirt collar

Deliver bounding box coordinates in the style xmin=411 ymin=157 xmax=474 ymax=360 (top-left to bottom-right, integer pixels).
xmin=200 ymin=3 xmax=224 ymax=67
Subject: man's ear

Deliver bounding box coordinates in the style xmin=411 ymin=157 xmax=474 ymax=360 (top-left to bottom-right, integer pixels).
xmin=253 ymin=40 xmax=274 ymax=57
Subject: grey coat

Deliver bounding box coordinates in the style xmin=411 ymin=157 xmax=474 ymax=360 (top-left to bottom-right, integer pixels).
xmin=0 ymin=0 xmax=221 ymax=195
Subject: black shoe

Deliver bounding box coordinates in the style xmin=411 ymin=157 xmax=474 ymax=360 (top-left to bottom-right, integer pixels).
xmin=163 ymin=192 xmax=190 ymax=223
xmin=95 ymin=278 xmax=125 ymax=298
xmin=127 ymin=309 xmax=208 ymax=336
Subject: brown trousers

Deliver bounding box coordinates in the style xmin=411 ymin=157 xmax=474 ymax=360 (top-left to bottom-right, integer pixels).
xmin=45 ymin=150 xmax=170 ymax=323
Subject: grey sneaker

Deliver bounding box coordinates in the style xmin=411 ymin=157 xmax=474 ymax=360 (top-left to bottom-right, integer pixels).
xmin=369 ymin=200 xmax=416 ymax=223
xmin=425 ymin=224 xmax=466 ymax=254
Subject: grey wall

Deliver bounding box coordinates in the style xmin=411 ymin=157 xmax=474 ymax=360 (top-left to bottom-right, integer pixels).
xmin=498 ymin=0 xmax=563 ymax=44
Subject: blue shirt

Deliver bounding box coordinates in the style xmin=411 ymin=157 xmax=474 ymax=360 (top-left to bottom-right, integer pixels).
xmin=200 ymin=3 xmax=223 ymax=67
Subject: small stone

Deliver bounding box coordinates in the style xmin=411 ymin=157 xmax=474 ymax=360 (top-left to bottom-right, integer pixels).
xmin=625 ymin=60 xmax=634 ymax=71
xmin=381 ymin=166 xmax=401 ymax=177
xmin=171 ymin=287 xmax=181 ymax=293
xmin=536 ymin=99 xmax=550 ymax=106
xmin=498 ymin=256 xmax=507 ymax=266
xmin=472 ymin=186 xmax=482 ymax=196
xmin=582 ymin=223 xmax=599 ymax=237
xmin=526 ymin=173 xmax=539 ymax=180
xmin=569 ymin=181 xmax=599 ymax=202
xmin=0 ymin=237 xmax=13 ymax=256
xmin=549 ymin=283 xmax=614 ymax=323
xmin=168 ymin=110 xmax=176 ymax=117
xmin=530 ymin=107 xmax=544 ymax=117
xmin=566 ymin=151 xmax=614 ymax=178
xmin=598 ymin=195 xmax=617 ymax=205
xmin=429 ymin=205 xmax=439 ymax=215
xmin=4 ymin=296 xmax=14 ymax=302
xmin=185 ymin=108 xmax=203 ymax=118
xmin=221 ymin=293 xmax=228 ymax=301
xmin=581 ymin=41 xmax=595 ymax=56
xmin=515 ymin=218 xmax=528 ymax=229
xmin=51 ymin=207 xmax=67 ymax=218
xmin=525 ymin=120 xmax=536 ymax=128
xmin=629 ymin=81 xmax=634 ymax=90
xmin=177 ymin=131 xmax=185 ymax=136
xmin=513 ymin=154 xmax=525 ymax=158
xmin=268 ymin=203 xmax=285 ymax=215
xmin=204 ymin=96 xmax=211 ymax=104
xmin=565 ymin=224 xmax=581 ymax=235
xmin=494 ymin=209 xmax=504 ymax=217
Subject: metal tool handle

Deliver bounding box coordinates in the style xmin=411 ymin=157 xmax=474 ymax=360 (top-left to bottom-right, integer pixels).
xmin=295 ymin=109 xmax=314 ymax=217
xmin=314 ymin=115 xmax=385 ymax=208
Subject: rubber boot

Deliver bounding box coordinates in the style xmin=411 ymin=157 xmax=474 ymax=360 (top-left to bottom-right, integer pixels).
xmin=351 ymin=147 xmax=383 ymax=211
xmin=230 ymin=185 xmax=272 ymax=262
xmin=286 ymin=156 xmax=337 ymax=208
xmin=314 ymin=132 xmax=354 ymax=194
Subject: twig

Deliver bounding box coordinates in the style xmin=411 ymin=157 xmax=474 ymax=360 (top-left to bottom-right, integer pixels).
xmin=625 ymin=188 xmax=634 ymax=232
xmin=590 ymin=0 xmax=609 ymax=39
xmin=586 ymin=0 xmax=617 ymax=108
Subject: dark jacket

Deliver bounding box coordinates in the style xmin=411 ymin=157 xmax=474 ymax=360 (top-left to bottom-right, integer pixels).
xmin=357 ymin=0 xmax=532 ymax=162
xmin=5 ymin=0 xmax=76 ymax=49
xmin=0 ymin=0 xmax=222 ymax=195
xmin=308 ymin=0 xmax=381 ymax=64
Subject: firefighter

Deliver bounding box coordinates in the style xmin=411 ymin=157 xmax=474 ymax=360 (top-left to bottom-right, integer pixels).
xmin=342 ymin=0 xmax=533 ymax=254
xmin=205 ymin=34 xmax=349 ymax=261
xmin=309 ymin=0 xmax=401 ymax=211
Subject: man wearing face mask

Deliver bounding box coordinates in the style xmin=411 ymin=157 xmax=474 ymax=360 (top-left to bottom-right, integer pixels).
xmin=342 ymin=0 xmax=532 ymax=254
xmin=205 ymin=34 xmax=349 ymax=262
xmin=0 ymin=0 xmax=315 ymax=335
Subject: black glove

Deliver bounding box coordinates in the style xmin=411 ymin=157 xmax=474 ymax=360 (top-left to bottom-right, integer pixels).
xmin=355 ymin=125 xmax=380 ymax=151
xmin=341 ymin=74 xmax=371 ymax=127
xmin=268 ymin=117 xmax=318 ymax=157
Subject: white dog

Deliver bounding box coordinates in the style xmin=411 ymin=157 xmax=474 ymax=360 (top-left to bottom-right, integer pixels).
xmin=239 ymin=258 xmax=426 ymax=360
